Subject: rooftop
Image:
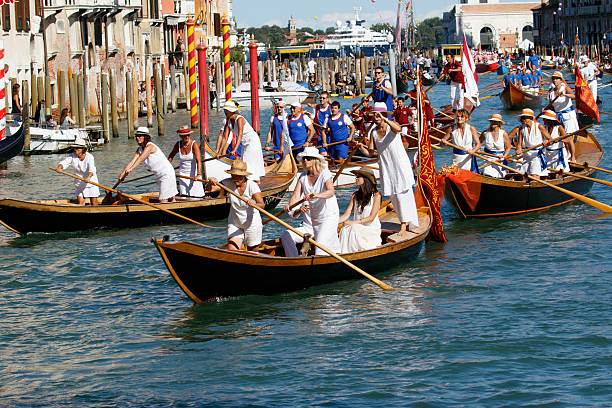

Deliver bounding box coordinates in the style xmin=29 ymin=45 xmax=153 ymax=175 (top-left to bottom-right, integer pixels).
xmin=459 ymin=2 xmax=540 ymax=13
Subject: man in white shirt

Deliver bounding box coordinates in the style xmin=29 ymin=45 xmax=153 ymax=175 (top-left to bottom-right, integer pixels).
xmin=579 ymin=55 xmax=600 ymax=103
xmin=308 ymin=58 xmax=317 ymax=76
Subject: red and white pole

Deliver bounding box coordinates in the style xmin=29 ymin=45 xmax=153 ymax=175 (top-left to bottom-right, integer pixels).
xmin=0 ymin=40 xmax=5 ymax=142
xmin=186 ymin=17 xmax=198 ymax=128
xmin=197 ymin=43 xmax=209 ymax=142
xmin=248 ymin=38 xmax=260 ymax=134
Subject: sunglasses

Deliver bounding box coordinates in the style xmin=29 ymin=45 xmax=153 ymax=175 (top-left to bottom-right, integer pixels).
xmin=375 ymin=71 xmax=383 ymax=74
xmin=303 ymin=157 xmax=316 ymax=161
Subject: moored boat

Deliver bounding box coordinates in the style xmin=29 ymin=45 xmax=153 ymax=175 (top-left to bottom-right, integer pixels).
xmin=153 ymin=199 xmax=432 ymax=302
xmin=0 ymin=152 xmax=297 ymax=234
xmin=499 ymin=81 xmax=543 ymax=110
xmin=0 ymin=122 xmax=25 ymax=164
xmin=442 ymin=130 xmax=603 ymax=217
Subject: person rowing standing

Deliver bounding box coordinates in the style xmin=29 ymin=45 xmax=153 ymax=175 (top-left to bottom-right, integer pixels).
xmin=168 ymin=125 xmax=204 ymax=198
xmin=507 ymin=108 xmax=552 ymax=180
xmin=440 ymin=109 xmax=481 ymax=173
xmin=368 ymin=66 xmax=394 ymax=116
xmin=549 ymin=71 xmax=579 ymax=133
xmin=55 ymin=137 xmax=99 ymax=205
xmin=441 ymin=54 xmax=465 ymax=110
xmin=321 ymin=101 xmax=355 ymax=163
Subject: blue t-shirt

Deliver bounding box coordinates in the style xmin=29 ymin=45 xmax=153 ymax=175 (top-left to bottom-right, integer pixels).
xmin=527 ymin=55 xmax=541 ymax=70
xmin=521 ymin=73 xmax=532 ymax=86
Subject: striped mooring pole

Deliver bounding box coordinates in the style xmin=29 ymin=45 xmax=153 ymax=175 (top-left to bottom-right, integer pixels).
xmin=222 ymin=14 xmax=231 ymax=102
xmin=187 ymin=17 xmax=198 ymax=128
xmin=0 ymin=40 xmax=5 ymax=142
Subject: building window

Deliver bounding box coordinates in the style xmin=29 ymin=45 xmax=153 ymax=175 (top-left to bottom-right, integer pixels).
xmin=94 ymin=18 xmax=103 ymax=46
xmin=15 ymin=0 xmax=30 ymax=32
xmin=2 ymin=4 xmax=10 ymax=31
xmin=57 ymin=19 xmax=65 ymax=34
xmin=149 ymin=0 xmax=159 ymax=19
xmin=479 ymin=0 xmax=487 ymax=3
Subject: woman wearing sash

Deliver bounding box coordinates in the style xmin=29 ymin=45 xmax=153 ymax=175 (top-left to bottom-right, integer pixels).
xmin=541 ymin=109 xmax=575 ymax=178
xmin=480 ymin=114 xmax=511 ymax=178
xmin=508 ymin=109 xmax=552 ymax=180
xmin=441 ymin=109 xmax=481 ymax=173
xmin=549 ymin=71 xmax=579 ymax=133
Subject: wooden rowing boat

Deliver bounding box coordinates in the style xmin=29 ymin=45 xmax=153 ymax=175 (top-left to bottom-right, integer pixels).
xmin=476 ymin=61 xmax=498 ymax=73
xmin=0 ymin=122 xmax=24 ymax=164
xmin=0 ymin=153 xmax=297 ymax=234
xmin=499 ymin=81 xmax=543 ymax=110
xmin=153 ymin=199 xmax=432 ymax=302
xmin=443 ymin=130 xmax=603 ymax=217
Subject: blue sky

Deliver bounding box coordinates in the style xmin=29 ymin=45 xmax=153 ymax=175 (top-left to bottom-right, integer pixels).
xmin=232 ymin=0 xmax=457 ymax=30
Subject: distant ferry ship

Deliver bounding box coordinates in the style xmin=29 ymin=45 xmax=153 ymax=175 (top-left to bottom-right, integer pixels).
xmin=322 ymin=7 xmax=391 ymax=50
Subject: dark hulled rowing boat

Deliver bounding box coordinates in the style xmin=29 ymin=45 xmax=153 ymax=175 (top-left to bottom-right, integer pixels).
xmin=0 ymin=153 xmax=297 ymax=234
xmin=476 ymin=61 xmax=499 ymax=73
xmin=499 ymin=81 xmax=543 ymax=110
xmin=0 ymin=123 xmax=25 ymax=164
xmin=443 ymin=130 xmax=603 ymax=217
xmin=154 ymin=200 xmax=432 ymax=302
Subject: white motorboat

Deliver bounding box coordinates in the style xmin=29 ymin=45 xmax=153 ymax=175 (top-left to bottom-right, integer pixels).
xmin=14 ymin=123 xmax=104 ymax=154
xmin=221 ymin=81 xmax=311 ymax=108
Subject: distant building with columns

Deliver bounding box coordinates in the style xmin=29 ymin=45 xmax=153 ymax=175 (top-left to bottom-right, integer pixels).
xmin=443 ymin=0 xmax=539 ymax=49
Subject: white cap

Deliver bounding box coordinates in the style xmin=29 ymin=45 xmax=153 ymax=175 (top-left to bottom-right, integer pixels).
xmin=290 ymin=101 xmax=301 ymax=108
xmin=223 ymin=100 xmax=240 ymax=112
xmin=135 ymin=126 xmax=150 ymax=135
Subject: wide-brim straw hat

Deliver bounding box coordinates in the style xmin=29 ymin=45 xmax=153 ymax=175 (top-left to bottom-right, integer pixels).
xmin=488 ymin=113 xmax=504 ymax=123
xmin=541 ymin=109 xmax=560 ymax=122
xmin=225 ymin=159 xmax=252 ymax=176
xmin=350 ymin=167 xmax=376 ymax=185
xmin=551 ymin=71 xmax=564 ymax=79
xmin=71 ymin=137 xmax=87 ymax=148
xmin=518 ymin=108 xmax=535 ymax=118
xmin=223 ymin=101 xmax=240 ymax=112
xmin=177 ymin=125 xmax=193 ymax=135
xmin=296 ymin=146 xmax=325 ymax=162
xmin=135 ymin=126 xmax=150 ymax=135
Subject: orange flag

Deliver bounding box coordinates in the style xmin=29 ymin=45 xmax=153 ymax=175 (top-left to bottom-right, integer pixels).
xmin=416 ymin=69 xmax=446 ymax=243
xmin=574 ymin=58 xmax=600 ymax=122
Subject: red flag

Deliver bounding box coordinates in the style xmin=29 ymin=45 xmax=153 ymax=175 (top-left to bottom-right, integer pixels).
xmin=574 ymin=58 xmax=600 ymax=122
xmin=416 ymin=68 xmax=446 ymax=243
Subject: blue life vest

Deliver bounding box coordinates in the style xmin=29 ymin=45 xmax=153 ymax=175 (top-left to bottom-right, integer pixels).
xmin=271 ymin=115 xmax=284 ymax=150
xmin=326 ymin=114 xmax=350 ymax=143
xmin=374 ymin=79 xmax=394 ymax=113
xmin=314 ymin=104 xmax=331 ymax=137
xmin=287 ymin=113 xmax=308 ymax=148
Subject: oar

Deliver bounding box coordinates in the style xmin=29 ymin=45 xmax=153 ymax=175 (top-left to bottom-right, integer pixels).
xmin=192 ymin=174 xmax=394 ymax=290
xmin=261 ymin=198 xmax=306 ymax=226
xmin=51 ymin=168 xmax=223 ymax=229
xmin=597 ymin=109 xmax=612 ymax=117
xmin=478 ymin=124 xmax=593 ymax=171
xmin=430 ymin=136 xmax=612 ymax=213
xmin=332 ymin=123 xmax=375 ymax=183
xmin=400 ymin=131 xmax=443 ymax=150
xmin=425 ymin=75 xmax=444 ymax=92
xmin=550 ymin=169 xmax=612 ymax=188
xmin=0 ymin=218 xmax=20 ymax=234
xmin=479 ymin=93 xmax=500 ymax=101
xmin=102 ymin=180 xmax=122 ymax=204
xmin=122 ymin=165 xmax=180 ymax=184
xmin=203 ymin=153 xmax=233 ymax=162
xmin=570 ymin=161 xmax=612 ymax=175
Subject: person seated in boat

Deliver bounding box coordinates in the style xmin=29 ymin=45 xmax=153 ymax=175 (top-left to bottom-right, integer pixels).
xmin=286 ymin=101 xmax=314 ymax=158
xmin=45 ymin=114 xmax=59 ymax=130
xmin=275 ymin=80 xmax=284 ymax=92
xmin=519 ymin=68 xmax=532 ymax=91
xmin=55 ymin=137 xmax=99 ymax=205
xmin=440 ymin=109 xmax=481 ymax=173
xmin=321 ymin=101 xmax=355 ymax=163
xmin=59 ymin=108 xmax=76 ymax=129
xmin=265 ymin=99 xmax=288 ymax=161
xmin=549 ymin=71 xmax=579 ymax=133
xmin=507 ymin=109 xmax=553 ymax=181
xmin=280 ymin=146 xmax=340 ymax=257
xmin=541 ymin=109 xmax=575 ymax=179
xmin=480 ymin=114 xmax=511 ymax=179
xmin=263 ymin=81 xmax=275 ymax=92
xmin=218 ymin=100 xmax=265 ymax=183
xmin=208 ymin=159 xmax=264 ymax=252
xmin=357 ymin=107 xmax=420 ymax=237
xmin=119 ymin=127 xmax=177 ymax=203
xmin=168 ymin=126 xmax=205 ymax=198
xmin=338 ymin=167 xmax=382 ymax=253
xmin=393 ymin=97 xmax=413 ymax=134
xmin=406 ymin=84 xmax=435 ymax=128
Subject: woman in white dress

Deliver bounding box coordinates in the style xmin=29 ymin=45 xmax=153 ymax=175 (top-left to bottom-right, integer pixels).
xmin=55 ymin=137 xmax=100 ymax=205
xmin=549 ymin=71 xmax=579 ymax=133
xmin=507 ymin=109 xmax=553 ymax=180
xmin=541 ymin=109 xmax=575 ymax=178
xmin=441 ymin=109 xmax=481 ymax=172
xmin=119 ymin=127 xmax=178 ymax=202
xmin=208 ymin=159 xmax=264 ymax=251
xmin=281 ymin=146 xmax=340 ymax=257
xmin=168 ymin=125 xmax=205 ymax=197
xmin=338 ymin=167 xmax=382 ymax=253
xmin=218 ymin=101 xmax=265 ymax=182
xmin=480 ymin=113 xmax=511 ymax=178
xmin=358 ymin=104 xmax=419 ymax=238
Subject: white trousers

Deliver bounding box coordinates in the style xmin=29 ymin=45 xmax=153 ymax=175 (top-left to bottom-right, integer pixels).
xmin=391 ymin=190 xmax=420 ymax=229
xmin=519 ymin=150 xmax=547 ymax=176
xmin=452 ymin=153 xmax=472 ymax=171
xmin=281 ymin=224 xmax=314 ymax=257
xmin=588 ymin=80 xmax=597 ymax=102
xmin=450 ymin=81 xmax=464 ymax=110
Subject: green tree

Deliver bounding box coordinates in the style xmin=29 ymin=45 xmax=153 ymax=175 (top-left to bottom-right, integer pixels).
xmin=417 ymin=18 xmax=443 ymax=49
xmin=325 ymin=27 xmax=336 ymax=35
xmin=371 ymin=23 xmax=393 ymax=33
xmin=230 ymin=46 xmax=244 ymax=63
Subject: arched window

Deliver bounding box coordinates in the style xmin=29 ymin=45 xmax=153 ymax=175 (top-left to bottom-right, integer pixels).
xmin=522 ymin=25 xmax=534 ymax=42
xmin=480 ymin=27 xmax=494 ymax=49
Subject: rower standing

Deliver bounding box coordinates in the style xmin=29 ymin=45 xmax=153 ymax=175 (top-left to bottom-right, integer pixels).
xmin=287 ymin=101 xmax=315 ymax=157
xmin=168 ymin=126 xmax=205 ymax=197
xmin=480 ymin=114 xmax=511 ymax=179
xmin=507 ymin=108 xmax=552 ymax=180
xmin=441 ymin=54 xmax=465 ymax=110
xmin=55 ymin=137 xmax=100 ymax=205
xmin=549 ymin=71 xmax=579 ymax=133
xmin=321 ymin=101 xmax=355 ymax=163
xmin=441 ymin=109 xmax=481 ymax=172
xmin=265 ymin=99 xmax=289 ymax=161
xmin=541 ymin=109 xmax=575 ymax=178
xmin=368 ymin=66 xmax=394 ymax=116
xmin=307 ymin=91 xmax=332 ymax=154
xmin=579 ymin=55 xmax=600 ymax=103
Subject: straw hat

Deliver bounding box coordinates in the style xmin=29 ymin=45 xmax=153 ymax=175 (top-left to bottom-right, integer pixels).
xmin=177 ymin=125 xmax=193 ymax=135
xmin=71 ymin=137 xmax=87 ymax=148
xmin=135 ymin=126 xmax=150 ymax=135
xmin=551 ymin=71 xmax=564 ymax=79
xmin=518 ymin=108 xmax=535 ymax=118
xmin=541 ymin=109 xmax=559 ymax=122
xmin=225 ymin=159 xmax=251 ymax=176
xmin=350 ymin=167 xmax=376 ymax=185
xmin=488 ymin=113 xmax=504 ymax=123
xmin=296 ymin=146 xmax=325 ymax=162
xmin=223 ymin=100 xmax=240 ymax=112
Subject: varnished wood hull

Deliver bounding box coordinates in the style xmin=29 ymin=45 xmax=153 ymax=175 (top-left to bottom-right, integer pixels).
xmin=444 ymin=131 xmax=603 ymax=217
xmin=154 ymin=205 xmax=432 ymax=302
xmin=476 ymin=62 xmax=498 ymax=73
xmin=499 ymin=82 xmax=543 ymax=110
xmin=0 ymin=154 xmax=297 ymax=234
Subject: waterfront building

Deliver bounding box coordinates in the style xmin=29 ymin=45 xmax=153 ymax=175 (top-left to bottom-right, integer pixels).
xmin=442 ymin=0 xmax=539 ymax=50
xmin=531 ymin=1 xmax=562 ymax=50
